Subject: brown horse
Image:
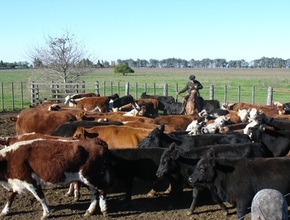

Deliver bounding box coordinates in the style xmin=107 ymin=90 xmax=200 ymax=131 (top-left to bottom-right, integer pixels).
xmin=185 ymin=89 xmax=199 ymax=115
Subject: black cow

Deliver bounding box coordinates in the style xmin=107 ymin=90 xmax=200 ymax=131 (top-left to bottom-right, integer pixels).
xmin=137 ymin=125 xmax=251 ymax=150
xmin=109 ymin=148 xmax=170 ymax=206
xmin=112 ymin=95 xmax=135 ymax=109
xmin=140 ymin=92 xmax=175 ymax=114
xmin=247 ymin=113 xmax=290 ymax=157
xmin=189 ymin=157 xmax=290 ymax=218
xmin=163 ymin=102 xmax=183 ymax=115
xmin=202 ymin=100 xmax=220 ymax=112
xmin=51 ymin=120 xmax=124 ymax=137
xmin=156 ymin=142 xmax=273 ymax=215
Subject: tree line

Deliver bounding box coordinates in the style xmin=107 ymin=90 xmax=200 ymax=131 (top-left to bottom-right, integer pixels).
xmin=2 ymin=56 xmax=289 ymax=70
xmin=116 ymin=57 xmax=290 ymax=68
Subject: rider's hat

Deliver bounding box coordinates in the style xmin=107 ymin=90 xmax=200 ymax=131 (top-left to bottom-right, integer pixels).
xmin=189 ymin=75 xmax=195 ymax=80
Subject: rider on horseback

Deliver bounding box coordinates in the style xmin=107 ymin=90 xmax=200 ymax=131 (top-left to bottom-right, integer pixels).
xmin=176 ymin=75 xmax=203 ymax=114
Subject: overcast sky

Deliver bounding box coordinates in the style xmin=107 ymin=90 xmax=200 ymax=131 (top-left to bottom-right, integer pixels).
xmin=1 ymin=0 xmax=289 ymax=63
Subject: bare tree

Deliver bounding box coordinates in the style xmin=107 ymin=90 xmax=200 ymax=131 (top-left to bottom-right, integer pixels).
xmin=28 ymin=30 xmax=95 ymax=84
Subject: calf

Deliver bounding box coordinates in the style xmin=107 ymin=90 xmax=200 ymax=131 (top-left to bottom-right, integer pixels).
xmin=0 ymin=138 xmax=110 ymax=219
xmin=189 ymin=157 xmax=290 ymax=218
xmin=156 ymin=142 xmax=273 ymax=215
xmin=109 ymin=148 xmax=170 ymax=205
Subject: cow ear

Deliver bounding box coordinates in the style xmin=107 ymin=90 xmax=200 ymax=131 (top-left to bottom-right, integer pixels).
xmin=158 ymin=125 xmax=165 ymax=132
xmin=206 ymin=148 xmax=215 ymax=157
xmin=171 ymin=148 xmax=180 ymax=160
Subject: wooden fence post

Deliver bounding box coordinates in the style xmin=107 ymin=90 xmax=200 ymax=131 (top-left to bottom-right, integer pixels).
xmin=144 ymin=83 xmax=147 ymax=93
xmin=209 ymin=85 xmax=214 ymax=100
xmin=117 ymin=82 xmax=120 ymax=95
xmin=81 ymin=81 xmax=85 ymax=93
xmin=95 ymin=81 xmax=99 ymax=95
xmin=153 ymin=83 xmax=156 ymax=95
xmin=238 ymin=86 xmax=241 ymax=102
xmin=125 ymin=82 xmax=130 ymax=95
xmin=11 ymin=82 xmax=15 ymax=110
xmin=163 ymin=83 xmax=168 ymax=96
xmin=110 ymin=81 xmax=113 ymax=95
xmin=103 ymin=81 xmax=106 ymax=96
xmin=135 ymin=82 xmax=138 ymax=99
xmin=175 ymin=83 xmax=179 ymax=102
xmin=31 ymin=82 xmax=35 ymax=104
xmin=1 ymin=82 xmax=4 ymax=111
xmin=224 ymin=85 xmax=228 ymax=104
xmin=252 ymin=86 xmax=255 ymax=104
xmin=267 ymin=86 xmax=273 ymax=105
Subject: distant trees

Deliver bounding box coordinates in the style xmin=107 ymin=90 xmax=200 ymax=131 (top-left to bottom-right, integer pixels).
xmin=27 ymin=30 xmax=95 ymax=83
xmin=0 ymin=61 xmax=30 ymax=69
xmin=114 ymin=64 xmax=134 ymax=75
xmin=117 ymin=57 xmax=290 ymax=68
xmin=0 ymin=57 xmax=290 ymax=69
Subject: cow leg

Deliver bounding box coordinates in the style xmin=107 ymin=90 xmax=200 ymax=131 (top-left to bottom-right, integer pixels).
xmin=98 ymin=189 xmax=107 ymax=217
xmin=66 ymin=181 xmax=81 ymax=201
xmin=236 ymin=200 xmax=249 ymax=219
xmin=84 ymin=185 xmax=98 ymax=216
xmin=124 ymin=179 xmax=134 ymax=206
xmin=26 ymin=184 xmax=50 ymax=220
xmin=85 ymin=186 xmax=107 ymax=217
xmin=208 ymin=185 xmax=228 ymax=215
xmin=1 ymin=191 xmax=17 ymax=216
xmin=187 ymin=186 xmax=200 ymax=215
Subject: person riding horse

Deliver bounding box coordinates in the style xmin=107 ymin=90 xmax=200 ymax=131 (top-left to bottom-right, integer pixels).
xmin=176 ymin=75 xmax=203 ymax=114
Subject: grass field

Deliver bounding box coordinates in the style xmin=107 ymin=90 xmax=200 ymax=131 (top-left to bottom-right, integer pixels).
xmin=1 ymin=68 xmax=290 ymax=111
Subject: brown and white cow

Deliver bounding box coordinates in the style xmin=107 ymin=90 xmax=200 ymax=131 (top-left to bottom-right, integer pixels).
xmin=69 ymin=96 xmax=110 ymax=112
xmin=0 ymin=138 xmax=110 ymax=219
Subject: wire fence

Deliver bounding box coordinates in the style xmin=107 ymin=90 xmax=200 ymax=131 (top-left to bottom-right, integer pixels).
xmin=0 ymin=81 xmax=290 ymax=111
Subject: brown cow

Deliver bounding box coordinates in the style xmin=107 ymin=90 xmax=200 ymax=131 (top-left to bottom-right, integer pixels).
xmin=0 ymin=138 xmax=110 ymax=219
xmin=153 ymin=114 xmax=201 ymax=131
xmin=15 ymin=107 xmax=77 ymax=135
xmin=73 ymin=125 xmax=153 ymax=149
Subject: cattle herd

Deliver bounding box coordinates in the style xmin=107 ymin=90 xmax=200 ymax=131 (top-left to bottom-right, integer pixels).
xmin=1 ymin=92 xmax=290 ymax=219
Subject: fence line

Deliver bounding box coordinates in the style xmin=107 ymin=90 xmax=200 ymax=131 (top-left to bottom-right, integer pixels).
xmin=0 ymin=81 xmax=289 ymax=111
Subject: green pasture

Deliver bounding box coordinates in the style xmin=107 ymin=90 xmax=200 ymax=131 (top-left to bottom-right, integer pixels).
xmin=1 ymin=68 xmax=290 ymax=111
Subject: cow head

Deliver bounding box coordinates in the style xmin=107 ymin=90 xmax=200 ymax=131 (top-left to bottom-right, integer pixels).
xmin=137 ymin=125 xmax=165 ymax=148
xmin=189 ymin=157 xmax=235 ymax=186
xmin=156 ymin=142 xmax=181 ymax=178
xmin=188 ymin=157 xmax=216 ymax=186
xmin=137 ymin=125 xmax=181 ymax=148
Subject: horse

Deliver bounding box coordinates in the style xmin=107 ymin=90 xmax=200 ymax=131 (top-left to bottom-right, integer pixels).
xmin=185 ymin=89 xmax=199 ymax=115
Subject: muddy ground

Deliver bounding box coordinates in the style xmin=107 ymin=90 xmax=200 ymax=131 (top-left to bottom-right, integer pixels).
xmin=0 ymin=111 xmax=249 ymax=220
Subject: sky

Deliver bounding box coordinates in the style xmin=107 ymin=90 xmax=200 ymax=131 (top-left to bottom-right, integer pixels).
xmin=1 ymin=0 xmax=290 ymax=64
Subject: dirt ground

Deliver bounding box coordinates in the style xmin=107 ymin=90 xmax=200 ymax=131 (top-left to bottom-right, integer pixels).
xmin=0 ymin=111 xmax=247 ymax=220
